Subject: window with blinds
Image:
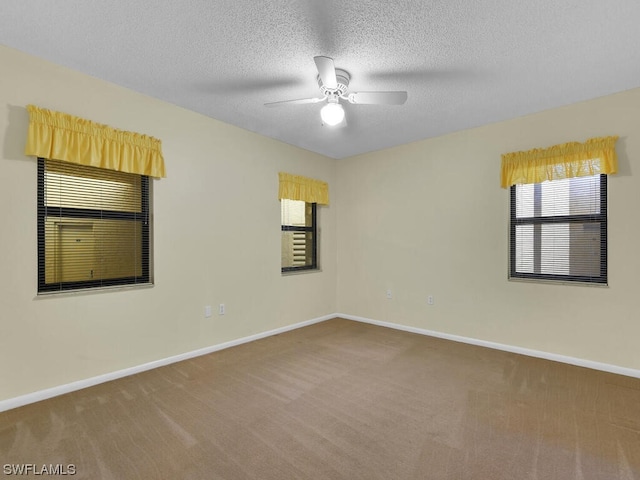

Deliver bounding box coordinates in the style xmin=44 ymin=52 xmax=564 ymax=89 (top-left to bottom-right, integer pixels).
xmin=281 ymin=199 xmax=317 ymax=272
xmin=38 ymin=158 xmax=150 ymax=292
xmin=509 ymin=174 xmax=607 ymax=284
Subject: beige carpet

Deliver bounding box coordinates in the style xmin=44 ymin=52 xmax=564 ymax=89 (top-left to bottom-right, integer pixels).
xmin=1 ymin=318 xmax=639 ymax=479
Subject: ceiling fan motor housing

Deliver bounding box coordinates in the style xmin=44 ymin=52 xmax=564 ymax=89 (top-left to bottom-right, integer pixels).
xmin=318 ymin=68 xmax=350 ymax=97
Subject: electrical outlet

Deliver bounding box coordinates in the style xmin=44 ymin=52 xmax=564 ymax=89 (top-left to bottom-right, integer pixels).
xmin=219 ymin=303 xmax=225 ymax=315
xmin=386 ymin=289 xmax=392 ymax=299
xmin=204 ymin=306 xmax=212 ymax=318
xmin=427 ymin=295 xmax=434 ymax=305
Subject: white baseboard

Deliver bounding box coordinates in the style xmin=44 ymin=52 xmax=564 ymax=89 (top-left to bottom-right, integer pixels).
xmin=0 ymin=314 xmax=334 ymax=413
xmin=4 ymin=312 xmax=638 ymax=413
xmin=338 ymin=313 xmax=640 ymax=379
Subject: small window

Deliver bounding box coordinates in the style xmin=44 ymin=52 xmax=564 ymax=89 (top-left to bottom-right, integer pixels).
xmin=281 ymin=199 xmax=317 ymax=272
xmin=38 ymin=158 xmax=151 ymax=292
xmin=510 ymin=174 xmax=607 ymax=284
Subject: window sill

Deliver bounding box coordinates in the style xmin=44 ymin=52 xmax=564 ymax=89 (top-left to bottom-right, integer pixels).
xmin=281 ymin=268 xmax=322 ymax=276
xmin=508 ymin=277 xmax=608 ymax=288
xmin=35 ymin=282 xmax=154 ymax=298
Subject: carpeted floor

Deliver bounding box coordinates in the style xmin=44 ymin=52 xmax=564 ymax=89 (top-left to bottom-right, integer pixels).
xmin=1 ymin=318 xmax=639 ymax=479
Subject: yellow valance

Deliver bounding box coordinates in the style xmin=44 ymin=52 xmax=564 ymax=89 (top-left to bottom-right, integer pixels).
xmin=500 ymin=136 xmax=618 ymax=188
xmin=24 ymin=105 xmax=166 ymax=178
xmin=278 ymin=172 xmax=329 ymax=205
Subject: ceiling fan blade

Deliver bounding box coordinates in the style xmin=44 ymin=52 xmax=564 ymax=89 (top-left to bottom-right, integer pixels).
xmin=347 ymin=91 xmax=408 ymax=105
xmin=314 ymin=56 xmax=337 ymax=89
xmin=264 ymin=97 xmax=324 ymax=107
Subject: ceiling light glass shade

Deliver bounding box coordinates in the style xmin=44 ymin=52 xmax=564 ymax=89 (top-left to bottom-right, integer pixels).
xmin=320 ymin=102 xmax=345 ymax=126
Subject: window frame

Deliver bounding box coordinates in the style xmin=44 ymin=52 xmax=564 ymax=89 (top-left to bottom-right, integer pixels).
xmin=281 ymin=201 xmax=317 ymax=273
xmin=37 ymin=157 xmax=151 ymax=293
xmin=509 ymin=174 xmax=608 ymax=285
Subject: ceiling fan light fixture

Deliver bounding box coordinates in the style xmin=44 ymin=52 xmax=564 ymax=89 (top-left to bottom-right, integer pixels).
xmin=320 ymin=102 xmax=345 ymax=126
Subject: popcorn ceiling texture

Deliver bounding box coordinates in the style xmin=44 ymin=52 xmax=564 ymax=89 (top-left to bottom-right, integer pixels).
xmin=2 ymin=0 xmax=640 ymax=158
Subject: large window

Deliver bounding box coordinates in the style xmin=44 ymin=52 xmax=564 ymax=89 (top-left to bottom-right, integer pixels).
xmin=281 ymin=199 xmax=317 ymax=272
xmin=510 ymin=174 xmax=607 ymax=284
xmin=38 ymin=158 xmax=150 ymax=292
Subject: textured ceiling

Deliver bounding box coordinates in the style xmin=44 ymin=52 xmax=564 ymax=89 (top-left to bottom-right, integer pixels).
xmin=2 ymin=1 xmax=640 ymax=159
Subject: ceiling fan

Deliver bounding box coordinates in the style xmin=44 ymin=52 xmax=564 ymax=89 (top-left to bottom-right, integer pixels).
xmin=265 ymin=56 xmax=408 ymax=126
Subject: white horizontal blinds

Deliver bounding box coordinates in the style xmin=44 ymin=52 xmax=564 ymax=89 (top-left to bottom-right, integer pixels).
xmin=281 ymin=231 xmax=312 ymax=267
xmin=281 ymin=199 xmax=315 ymax=269
xmin=39 ymin=159 xmax=149 ymax=291
xmin=292 ymin=232 xmax=309 ymax=265
xmin=512 ymin=174 xmax=605 ymax=281
xmin=281 ymin=198 xmax=310 ymax=226
xmin=45 ymin=159 xmax=142 ymax=212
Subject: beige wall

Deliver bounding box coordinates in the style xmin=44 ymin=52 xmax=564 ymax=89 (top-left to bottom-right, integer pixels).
xmin=2 ymin=44 xmax=640 ymax=404
xmin=335 ymin=87 xmax=640 ymax=370
xmin=0 ymin=46 xmax=337 ymax=402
